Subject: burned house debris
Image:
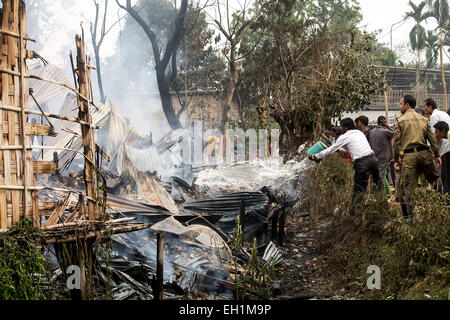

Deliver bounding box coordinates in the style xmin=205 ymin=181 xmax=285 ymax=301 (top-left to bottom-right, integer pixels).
xmin=0 ymin=0 xmax=311 ymax=300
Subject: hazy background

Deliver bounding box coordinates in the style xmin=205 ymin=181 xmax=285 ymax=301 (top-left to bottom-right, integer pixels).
xmin=24 ymin=0 xmax=449 ymax=138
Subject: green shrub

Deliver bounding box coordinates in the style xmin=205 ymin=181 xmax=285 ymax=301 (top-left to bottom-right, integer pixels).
xmin=305 ymin=154 xmax=354 ymax=224
xmin=0 ymin=218 xmax=49 ymax=300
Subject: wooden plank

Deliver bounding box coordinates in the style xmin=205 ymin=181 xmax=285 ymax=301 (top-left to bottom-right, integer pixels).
xmin=32 ymin=170 xmax=39 ymax=226
xmin=64 ymin=194 xmax=83 ymax=223
xmin=44 ymin=193 xmax=71 ymax=227
xmin=0 ymin=160 xmax=56 ymax=176
xmin=29 ymin=123 xmax=52 ymax=136
xmin=2 ymin=122 xmax=52 ymax=136
xmin=32 ymin=160 xmax=56 ymax=174
xmin=0 ymin=160 xmax=56 ymax=175
xmin=32 ymin=190 xmax=39 ymax=226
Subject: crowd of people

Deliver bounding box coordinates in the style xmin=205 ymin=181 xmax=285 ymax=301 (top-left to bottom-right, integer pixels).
xmin=307 ymin=95 xmax=450 ymax=223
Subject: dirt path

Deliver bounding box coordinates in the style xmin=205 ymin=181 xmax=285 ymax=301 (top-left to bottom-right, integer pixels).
xmin=274 ymin=213 xmax=357 ymax=300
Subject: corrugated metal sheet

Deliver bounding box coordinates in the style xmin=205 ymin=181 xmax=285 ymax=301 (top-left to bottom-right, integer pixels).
xmin=39 ymin=95 xmax=110 ymax=163
xmin=28 ymin=62 xmax=72 ymax=106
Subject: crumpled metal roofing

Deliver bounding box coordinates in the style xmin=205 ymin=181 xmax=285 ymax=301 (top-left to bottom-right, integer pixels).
xmin=182 ymin=191 xmax=269 ymax=215
xmin=40 ymin=94 xmax=110 ymax=164
xmin=28 ymin=62 xmax=72 ymax=107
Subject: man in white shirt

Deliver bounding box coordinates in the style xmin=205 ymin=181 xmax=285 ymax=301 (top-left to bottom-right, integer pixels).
xmin=434 ymin=121 xmax=450 ymax=193
xmin=424 ymin=98 xmax=450 ymax=137
xmin=308 ymin=118 xmax=381 ymax=211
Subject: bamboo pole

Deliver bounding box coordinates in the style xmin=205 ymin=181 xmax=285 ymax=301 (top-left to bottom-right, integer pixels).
xmin=0 ymin=29 xmax=34 ymax=41
xmin=0 ymin=104 xmax=99 ymax=128
xmin=18 ymin=3 xmax=30 ymax=221
xmin=75 ymin=34 xmax=98 ymax=220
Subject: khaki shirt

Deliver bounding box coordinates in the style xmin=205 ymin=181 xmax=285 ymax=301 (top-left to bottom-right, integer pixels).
xmin=393 ymin=109 xmax=440 ymax=162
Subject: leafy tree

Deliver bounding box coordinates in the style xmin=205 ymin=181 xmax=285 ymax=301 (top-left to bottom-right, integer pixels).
xmin=106 ymin=0 xmax=224 ymax=122
xmin=209 ymin=0 xmax=258 ymax=132
xmin=425 ymin=0 xmax=449 ymax=110
xmin=171 ymin=3 xmax=227 ymax=120
xmin=426 ymin=0 xmax=449 ymax=29
xmin=239 ymin=0 xmax=386 ymax=154
xmin=404 ymin=0 xmax=434 ymax=82
xmin=425 ymin=30 xmax=439 ymax=67
xmin=373 ymin=43 xmax=399 ymax=66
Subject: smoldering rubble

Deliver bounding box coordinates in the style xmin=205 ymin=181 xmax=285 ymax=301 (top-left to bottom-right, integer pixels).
xmin=30 ymin=61 xmax=313 ymax=300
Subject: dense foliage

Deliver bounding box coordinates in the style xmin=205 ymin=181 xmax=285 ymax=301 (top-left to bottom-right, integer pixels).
xmin=238 ymin=0 xmax=386 ymax=153
xmin=0 ymin=219 xmax=49 ymax=300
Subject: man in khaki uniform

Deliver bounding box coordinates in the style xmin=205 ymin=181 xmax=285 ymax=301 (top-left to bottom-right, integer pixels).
xmin=393 ymin=95 xmax=442 ymax=222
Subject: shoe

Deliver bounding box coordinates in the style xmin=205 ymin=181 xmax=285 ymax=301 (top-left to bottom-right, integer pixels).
xmin=404 ymin=215 xmax=413 ymax=224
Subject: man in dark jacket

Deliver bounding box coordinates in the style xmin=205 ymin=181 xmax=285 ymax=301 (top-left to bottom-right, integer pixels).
xmin=367 ymin=116 xmax=393 ymax=183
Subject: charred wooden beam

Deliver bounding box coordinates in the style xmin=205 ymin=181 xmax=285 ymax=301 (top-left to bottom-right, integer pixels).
xmin=155 ymin=232 xmax=164 ymax=300
xmin=44 ymin=193 xmax=71 ymax=227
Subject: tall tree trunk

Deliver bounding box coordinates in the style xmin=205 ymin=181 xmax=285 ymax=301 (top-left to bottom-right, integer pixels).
xmin=439 ymin=41 xmax=448 ymax=111
xmin=416 ymin=50 xmax=420 ymax=84
xmin=257 ymin=104 xmax=268 ymax=129
xmin=93 ymin=48 xmax=105 ymax=103
xmin=156 ymin=65 xmax=181 ymax=129
xmin=116 ymin=0 xmax=187 ymax=130
xmin=220 ymin=41 xmax=238 ymax=132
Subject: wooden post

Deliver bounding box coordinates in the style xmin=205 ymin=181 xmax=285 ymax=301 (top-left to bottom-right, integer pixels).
xmin=155 ymin=232 xmax=164 ymax=300
xmin=439 ymin=37 xmax=448 ymax=112
xmin=78 ymin=244 xmax=88 ymax=300
xmin=384 ymin=90 xmax=389 ymax=125
xmin=75 ymin=34 xmax=98 ymax=219
xmin=271 ymin=209 xmax=279 ymax=240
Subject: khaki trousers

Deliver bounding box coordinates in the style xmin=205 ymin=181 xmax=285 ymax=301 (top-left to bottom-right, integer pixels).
xmin=400 ymin=150 xmax=440 ymax=218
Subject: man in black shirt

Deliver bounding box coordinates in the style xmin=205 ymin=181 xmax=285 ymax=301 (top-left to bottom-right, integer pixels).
xmin=355 ymin=115 xmax=371 ymax=140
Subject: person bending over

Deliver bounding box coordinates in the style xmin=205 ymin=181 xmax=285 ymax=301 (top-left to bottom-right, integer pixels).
xmin=308 ymin=118 xmax=381 ymax=212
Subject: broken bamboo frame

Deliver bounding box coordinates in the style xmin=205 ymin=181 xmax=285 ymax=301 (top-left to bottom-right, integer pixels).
xmin=0 ymin=29 xmax=34 ymax=41
xmin=43 ymin=223 xmax=151 ymax=244
xmin=0 ymin=0 xmax=40 ymax=228
xmin=0 ymin=104 xmax=99 ymax=128
xmin=18 ymin=5 xmax=31 ymax=223
xmin=41 ymin=217 xmax=136 ymax=231
xmin=75 ymin=34 xmax=99 ymax=220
